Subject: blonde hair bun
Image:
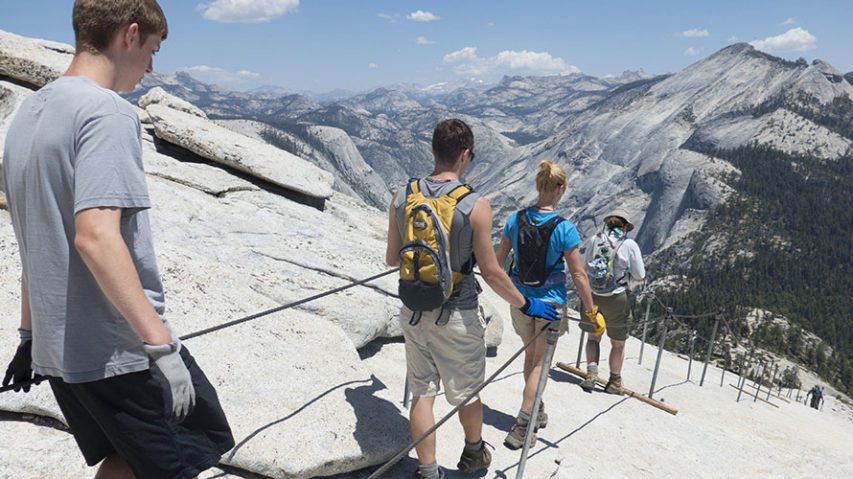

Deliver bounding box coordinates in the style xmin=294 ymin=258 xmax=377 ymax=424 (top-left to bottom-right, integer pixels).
xmin=535 ymin=159 xmax=567 ymax=194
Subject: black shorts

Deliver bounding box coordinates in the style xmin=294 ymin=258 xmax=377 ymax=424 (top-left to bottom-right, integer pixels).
xmin=49 ymin=346 xmax=235 ymax=479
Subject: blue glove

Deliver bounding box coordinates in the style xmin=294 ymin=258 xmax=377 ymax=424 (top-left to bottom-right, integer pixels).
xmin=521 ymin=297 xmax=559 ymax=321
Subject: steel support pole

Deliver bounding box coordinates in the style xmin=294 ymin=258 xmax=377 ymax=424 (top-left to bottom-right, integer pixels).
xmin=753 ymin=361 xmax=765 ymax=403
xmin=700 ymin=316 xmax=720 ymax=387
xmin=517 ymin=322 xmax=560 ymax=479
xmin=687 ymin=331 xmax=696 ymax=381
xmin=736 ymin=353 xmax=748 ymax=402
xmin=648 ymin=309 xmax=672 ymax=399
xmin=575 ymin=329 xmax=586 ymax=369
xmin=739 ymin=346 xmax=755 ymax=389
xmin=403 ymin=376 xmax=410 ymax=409
xmin=767 ymin=364 xmax=778 ymax=401
xmin=638 ymin=298 xmax=652 ymax=365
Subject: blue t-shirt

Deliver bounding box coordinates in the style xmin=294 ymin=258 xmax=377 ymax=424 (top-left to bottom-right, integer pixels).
xmin=502 ymin=209 xmax=581 ymax=305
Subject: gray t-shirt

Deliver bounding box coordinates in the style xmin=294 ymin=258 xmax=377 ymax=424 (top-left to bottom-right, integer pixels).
xmin=3 ymin=76 xmax=167 ymax=383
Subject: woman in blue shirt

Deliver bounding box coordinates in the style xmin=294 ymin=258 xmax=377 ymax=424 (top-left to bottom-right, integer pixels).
xmin=496 ymin=160 xmax=602 ymax=450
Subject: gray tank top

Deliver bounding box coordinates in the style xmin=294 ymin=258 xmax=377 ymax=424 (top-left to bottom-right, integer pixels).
xmin=394 ymin=177 xmax=480 ymax=311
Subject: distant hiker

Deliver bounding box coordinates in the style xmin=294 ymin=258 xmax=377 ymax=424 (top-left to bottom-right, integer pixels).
xmin=578 ymin=209 xmax=646 ymax=394
xmin=806 ymin=385 xmax=824 ymax=410
xmin=386 ymin=119 xmax=559 ymax=478
xmin=1 ymin=2 xmax=234 ymax=477
xmin=495 ymin=160 xmax=603 ymax=449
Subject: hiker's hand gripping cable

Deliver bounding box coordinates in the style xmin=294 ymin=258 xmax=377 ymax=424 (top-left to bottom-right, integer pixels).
xmin=3 ymin=329 xmax=44 ymax=393
xmin=584 ymin=305 xmax=607 ymax=335
xmin=521 ymin=297 xmax=559 ymax=321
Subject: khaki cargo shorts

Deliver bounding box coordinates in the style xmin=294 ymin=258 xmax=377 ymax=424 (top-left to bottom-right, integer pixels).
xmin=510 ymin=303 xmax=569 ymax=339
xmin=400 ymin=305 xmax=486 ymax=406
xmin=578 ymin=291 xmax=631 ymax=340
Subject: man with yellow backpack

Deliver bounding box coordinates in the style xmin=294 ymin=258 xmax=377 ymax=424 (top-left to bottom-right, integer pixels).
xmin=385 ymin=119 xmax=561 ymax=479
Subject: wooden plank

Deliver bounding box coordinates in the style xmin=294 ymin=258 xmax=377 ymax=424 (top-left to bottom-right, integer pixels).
xmin=728 ymin=384 xmax=780 ymax=408
xmin=555 ymin=362 xmax=679 ymax=416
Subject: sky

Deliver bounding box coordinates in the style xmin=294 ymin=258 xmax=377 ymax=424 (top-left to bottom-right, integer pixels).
xmin=2 ymin=0 xmax=851 ymax=94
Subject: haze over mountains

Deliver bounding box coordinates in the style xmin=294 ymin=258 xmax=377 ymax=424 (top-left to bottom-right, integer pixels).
xmin=131 ymin=44 xmax=852 ymax=251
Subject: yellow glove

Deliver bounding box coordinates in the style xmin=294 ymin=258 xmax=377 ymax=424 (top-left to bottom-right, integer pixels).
xmin=585 ymin=306 xmax=606 ymax=335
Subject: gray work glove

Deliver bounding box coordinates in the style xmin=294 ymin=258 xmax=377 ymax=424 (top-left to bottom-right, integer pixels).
xmin=144 ymin=340 xmax=196 ymax=423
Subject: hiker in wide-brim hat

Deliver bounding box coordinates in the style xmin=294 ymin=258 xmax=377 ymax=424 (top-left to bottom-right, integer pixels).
xmin=578 ymin=207 xmax=646 ymax=395
xmin=603 ymin=208 xmax=634 ymax=232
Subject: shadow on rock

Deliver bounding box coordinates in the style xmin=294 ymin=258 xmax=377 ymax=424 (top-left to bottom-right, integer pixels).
xmin=358 ymin=337 xmax=405 ymax=360
xmin=548 ymin=368 xmax=583 ymax=386
xmin=482 ymin=403 xmax=516 ymax=433
xmin=348 ymin=375 xmax=411 ymax=465
xmin=226 ymin=377 xmax=373 ymax=461
xmin=324 ymin=375 xmax=412 ymax=478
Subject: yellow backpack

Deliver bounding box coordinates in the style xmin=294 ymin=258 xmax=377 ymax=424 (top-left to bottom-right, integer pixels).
xmin=398 ymin=179 xmax=473 ymax=312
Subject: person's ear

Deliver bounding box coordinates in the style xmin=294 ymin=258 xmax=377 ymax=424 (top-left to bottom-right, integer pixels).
xmin=122 ymin=23 xmax=140 ymax=49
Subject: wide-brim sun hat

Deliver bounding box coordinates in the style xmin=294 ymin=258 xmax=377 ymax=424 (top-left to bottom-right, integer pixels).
xmin=604 ymin=208 xmax=634 ymax=232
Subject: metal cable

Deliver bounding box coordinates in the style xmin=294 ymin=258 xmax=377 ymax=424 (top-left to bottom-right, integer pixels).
xmin=1 ymin=268 xmax=400 ymax=395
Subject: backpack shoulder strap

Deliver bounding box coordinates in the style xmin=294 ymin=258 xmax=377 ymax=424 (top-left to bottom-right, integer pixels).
xmin=447 ymin=183 xmax=473 ymax=203
xmin=407 ymin=178 xmax=421 ymax=196
xmin=517 ymin=208 xmax=531 ymax=226
xmin=543 ymin=215 xmax=567 ymax=273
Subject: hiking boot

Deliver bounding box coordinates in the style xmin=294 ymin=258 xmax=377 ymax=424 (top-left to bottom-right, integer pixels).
xmin=580 ymin=375 xmax=597 ymax=392
xmin=411 ymin=466 xmax=445 ymax=479
xmin=457 ymin=442 xmax=492 ymax=473
xmin=604 ymin=377 xmax=624 ymax=395
xmin=537 ymin=402 xmax=548 ymax=429
xmin=504 ymin=421 xmax=536 ymax=450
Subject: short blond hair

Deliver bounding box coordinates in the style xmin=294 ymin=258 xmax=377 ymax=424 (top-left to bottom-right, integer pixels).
xmin=535 ymin=160 xmax=567 ymax=194
xmin=73 ymin=0 xmax=168 ymax=54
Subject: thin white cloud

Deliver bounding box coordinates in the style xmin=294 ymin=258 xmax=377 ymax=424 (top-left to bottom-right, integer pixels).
xmin=180 ymin=65 xmax=264 ymax=88
xmin=407 ymin=10 xmax=440 ymax=22
xmin=782 ymin=17 xmax=796 ymax=26
xmin=416 ymin=36 xmax=436 ymax=45
xmin=443 ymin=47 xmax=580 ymax=77
xmin=368 ymin=63 xmax=378 ymax=69
xmin=750 ymin=27 xmax=817 ymax=53
xmin=684 ymin=47 xmax=700 ymax=57
xmin=378 ymin=12 xmax=400 ymax=23
xmin=679 ymin=28 xmax=710 ymax=38
xmin=198 ymin=0 xmax=299 ymax=23
xmin=727 ymin=35 xmax=738 ymax=42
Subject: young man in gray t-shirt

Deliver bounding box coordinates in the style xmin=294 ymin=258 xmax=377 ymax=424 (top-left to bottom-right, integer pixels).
xmin=2 ymin=1 xmax=233 ymax=477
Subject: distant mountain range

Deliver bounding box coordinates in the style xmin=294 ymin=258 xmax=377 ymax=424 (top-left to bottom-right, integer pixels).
xmin=130 ymin=46 xmax=851 ymax=250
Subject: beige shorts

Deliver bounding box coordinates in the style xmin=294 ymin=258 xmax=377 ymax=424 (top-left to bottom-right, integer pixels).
xmin=578 ymin=291 xmax=631 ymax=341
xmin=400 ymin=305 xmax=486 ymax=406
xmin=510 ymin=303 xmax=569 ymax=338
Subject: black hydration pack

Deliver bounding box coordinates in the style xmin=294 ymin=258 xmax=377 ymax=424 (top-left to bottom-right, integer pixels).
xmin=514 ymin=208 xmax=565 ymax=288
